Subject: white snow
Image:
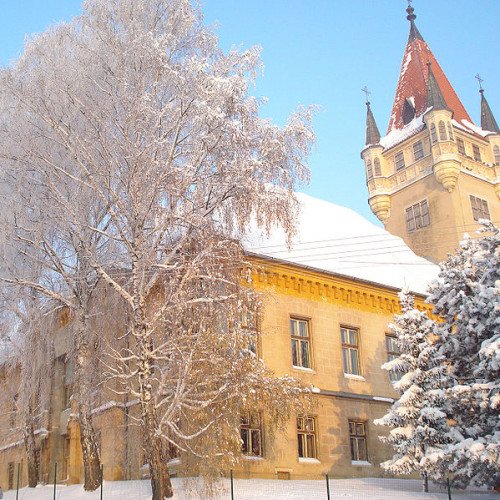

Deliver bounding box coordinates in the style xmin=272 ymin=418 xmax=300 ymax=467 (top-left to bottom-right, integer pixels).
xmin=380 ymin=114 xmax=426 ymax=150
xmin=2 ymin=477 xmax=496 ymax=499
xmin=244 ymin=193 xmax=438 ymax=294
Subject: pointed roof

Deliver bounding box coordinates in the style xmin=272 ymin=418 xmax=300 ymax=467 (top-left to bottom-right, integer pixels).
xmin=426 ymin=62 xmax=449 ymax=111
xmin=387 ymin=5 xmax=472 ymax=133
xmin=365 ymin=101 xmax=381 ymax=145
xmin=480 ymin=89 xmax=500 ymax=133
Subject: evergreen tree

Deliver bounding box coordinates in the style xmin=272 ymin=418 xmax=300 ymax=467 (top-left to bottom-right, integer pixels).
xmin=375 ymin=290 xmax=451 ymax=492
xmin=427 ymin=222 xmax=499 ymax=488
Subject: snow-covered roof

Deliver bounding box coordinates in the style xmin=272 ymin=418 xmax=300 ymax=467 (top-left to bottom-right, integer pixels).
xmin=243 ymin=193 xmax=438 ymax=295
xmin=380 ymin=114 xmax=425 ymax=150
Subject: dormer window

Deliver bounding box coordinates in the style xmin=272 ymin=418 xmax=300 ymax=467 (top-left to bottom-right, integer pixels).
xmin=430 ymin=123 xmax=437 ymax=144
xmin=402 ymin=98 xmax=415 ymax=125
xmin=374 ymin=158 xmax=381 ymax=176
xmin=395 ymin=151 xmax=405 ymax=171
xmin=438 ymin=121 xmax=447 ymax=141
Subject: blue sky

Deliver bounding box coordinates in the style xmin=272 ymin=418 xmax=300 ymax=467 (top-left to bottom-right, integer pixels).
xmin=0 ymin=0 xmax=498 ymax=224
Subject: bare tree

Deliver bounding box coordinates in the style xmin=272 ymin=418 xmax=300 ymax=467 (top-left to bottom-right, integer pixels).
xmin=0 ymin=0 xmax=314 ymax=497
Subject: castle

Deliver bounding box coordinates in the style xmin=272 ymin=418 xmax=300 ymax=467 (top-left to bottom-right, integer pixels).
xmin=0 ymin=4 xmax=498 ymax=491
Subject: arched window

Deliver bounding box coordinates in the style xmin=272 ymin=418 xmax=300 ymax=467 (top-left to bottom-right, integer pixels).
xmin=438 ymin=120 xmax=447 ymax=141
xmin=366 ymin=159 xmax=373 ymax=180
xmin=374 ymin=158 xmax=381 ymax=176
xmin=494 ymin=145 xmax=500 ymax=165
xmin=447 ymin=122 xmax=454 ymax=141
xmin=430 ymin=123 xmax=437 ymax=144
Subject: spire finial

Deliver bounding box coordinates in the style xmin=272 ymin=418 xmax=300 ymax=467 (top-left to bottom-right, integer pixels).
xmin=406 ymin=0 xmax=416 ymax=22
xmin=475 ymin=73 xmax=484 ymax=93
xmin=362 ymin=86 xmax=371 ymax=105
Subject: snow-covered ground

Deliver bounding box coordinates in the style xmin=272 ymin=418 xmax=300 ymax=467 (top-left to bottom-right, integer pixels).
xmin=3 ymin=477 xmax=496 ymax=499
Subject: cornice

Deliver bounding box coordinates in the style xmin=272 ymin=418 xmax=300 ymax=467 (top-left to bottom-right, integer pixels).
xmin=247 ymin=255 xmax=434 ymax=318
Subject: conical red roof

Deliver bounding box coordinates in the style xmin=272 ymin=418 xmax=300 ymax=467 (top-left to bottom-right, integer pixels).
xmin=387 ymin=25 xmax=472 ymax=133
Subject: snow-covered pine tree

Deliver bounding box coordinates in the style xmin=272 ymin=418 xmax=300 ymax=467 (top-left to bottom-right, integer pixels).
xmin=427 ymin=222 xmax=499 ymax=489
xmin=374 ymin=290 xmax=450 ymax=493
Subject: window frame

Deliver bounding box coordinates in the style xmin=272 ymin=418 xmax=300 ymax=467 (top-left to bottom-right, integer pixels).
xmin=430 ymin=123 xmax=437 ymax=144
xmin=241 ymin=413 xmax=263 ymax=457
xmin=457 ymin=137 xmax=465 ymax=155
xmin=297 ymin=416 xmax=318 ymax=459
xmin=405 ymin=199 xmax=430 ymax=232
xmin=494 ymin=145 xmax=500 ymax=165
xmin=349 ymin=420 xmax=368 ymax=462
xmin=447 ymin=122 xmax=454 ymax=141
xmin=290 ymin=317 xmax=312 ymax=369
xmin=366 ymin=159 xmax=373 ymax=180
xmin=472 ymin=144 xmax=482 ymax=162
xmin=385 ymin=335 xmax=402 ymax=382
xmin=394 ymin=151 xmax=405 ymax=171
xmin=341 ymin=326 xmax=361 ymax=376
xmin=373 ymin=158 xmax=381 ymax=176
xmin=470 ymin=195 xmax=490 ymax=222
xmin=412 ymin=140 xmax=424 ymax=161
xmin=438 ymin=120 xmax=447 ymax=141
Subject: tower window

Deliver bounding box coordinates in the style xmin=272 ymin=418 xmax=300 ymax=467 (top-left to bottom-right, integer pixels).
xmin=438 ymin=121 xmax=447 ymax=141
xmin=447 ymin=122 xmax=454 ymax=141
xmin=470 ymin=195 xmax=490 ymax=221
xmin=366 ymin=159 xmax=373 ymax=180
xmin=494 ymin=145 xmax=500 ymax=165
xmin=394 ymin=151 xmax=405 ymax=171
xmin=412 ymin=140 xmax=424 ymax=161
xmin=457 ymin=138 xmax=465 ymax=155
xmin=472 ymin=144 xmax=482 ymax=162
xmin=430 ymin=123 xmax=437 ymax=144
xmin=405 ymin=200 xmax=430 ymax=232
xmin=374 ymin=158 xmax=381 ymax=176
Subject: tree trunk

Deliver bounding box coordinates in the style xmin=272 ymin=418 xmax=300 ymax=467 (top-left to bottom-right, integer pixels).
xmin=422 ymin=471 xmax=429 ymax=493
xmin=74 ymin=311 xmax=101 ymax=491
xmin=23 ymin=417 xmax=39 ymax=487
xmin=79 ymin=403 xmax=102 ymax=490
xmin=143 ymin=401 xmax=173 ymax=499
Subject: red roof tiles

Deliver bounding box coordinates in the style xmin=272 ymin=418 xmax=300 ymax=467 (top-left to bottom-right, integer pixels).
xmin=387 ymin=34 xmax=472 ymax=133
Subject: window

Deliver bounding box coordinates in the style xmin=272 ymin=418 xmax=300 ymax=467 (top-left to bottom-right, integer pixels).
xmin=438 ymin=120 xmax=447 ymax=141
xmin=494 ymin=145 xmax=500 ymax=164
xmin=472 ymin=144 xmax=482 ymax=162
xmin=405 ymin=200 xmax=430 ymax=232
xmin=447 ymin=122 xmax=454 ymax=141
xmin=394 ymin=151 xmax=405 ymax=171
xmin=373 ymin=158 xmax=381 ymax=176
xmin=385 ymin=335 xmax=402 ymax=382
xmin=297 ymin=416 xmax=317 ymax=459
xmin=366 ymin=159 xmax=373 ymax=180
xmin=341 ymin=327 xmax=360 ymax=376
xmin=8 ymin=462 xmax=15 ymax=490
xmin=402 ymin=98 xmax=415 ymax=125
xmin=62 ymin=357 xmax=74 ymax=409
xmin=241 ymin=414 xmax=262 ymax=457
xmin=457 ymin=137 xmax=465 ymax=155
xmin=9 ymin=394 xmax=18 ymax=427
xmin=412 ymin=140 xmax=424 ymax=161
xmin=241 ymin=307 xmax=258 ymax=355
xmin=349 ymin=421 xmax=368 ymax=462
xmin=470 ymin=195 xmax=490 ymax=221
xmin=430 ymin=123 xmax=437 ymax=144
xmin=290 ymin=318 xmax=311 ymax=369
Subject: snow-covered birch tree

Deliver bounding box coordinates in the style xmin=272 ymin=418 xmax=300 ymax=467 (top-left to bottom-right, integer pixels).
xmin=0 ymin=0 xmax=314 ymax=498
xmin=375 ymin=291 xmax=451 ymax=492
xmin=427 ymin=222 xmax=499 ymax=488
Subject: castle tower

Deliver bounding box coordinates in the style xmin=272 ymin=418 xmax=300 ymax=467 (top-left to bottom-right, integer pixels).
xmin=361 ymin=4 xmax=499 ymax=263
